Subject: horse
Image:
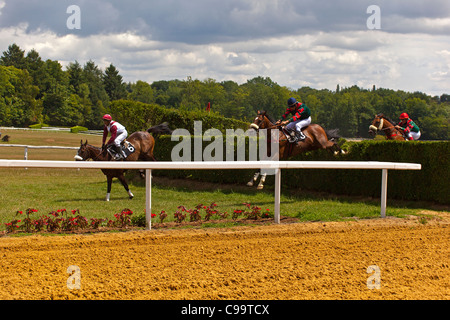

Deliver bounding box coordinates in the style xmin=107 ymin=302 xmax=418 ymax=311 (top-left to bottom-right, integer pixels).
xmin=368 ymin=114 xmax=405 ymax=140
xmin=75 ymin=124 xmax=172 ymax=201
xmin=247 ymin=110 xmax=345 ymax=189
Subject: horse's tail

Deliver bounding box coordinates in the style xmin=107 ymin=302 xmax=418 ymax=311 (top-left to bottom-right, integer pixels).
xmin=325 ymin=128 xmax=340 ymax=141
xmin=147 ymin=122 xmax=173 ymax=138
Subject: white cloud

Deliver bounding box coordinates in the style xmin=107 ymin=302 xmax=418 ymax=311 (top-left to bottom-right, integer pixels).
xmin=0 ymin=1 xmax=449 ymax=97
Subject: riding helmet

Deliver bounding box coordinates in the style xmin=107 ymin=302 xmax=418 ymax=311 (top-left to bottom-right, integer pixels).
xmin=399 ymin=112 xmax=409 ymax=119
xmin=287 ymin=97 xmax=297 ymax=107
xmin=103 ymin=114 xmax=112 ymax=121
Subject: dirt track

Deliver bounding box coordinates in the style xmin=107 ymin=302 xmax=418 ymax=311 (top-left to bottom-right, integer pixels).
xmin=0 ymin=212 xmax=448 ymax=300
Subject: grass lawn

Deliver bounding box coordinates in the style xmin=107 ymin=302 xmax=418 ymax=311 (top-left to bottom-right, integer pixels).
xmin=0 ymin=128 xmax=446 ymax=230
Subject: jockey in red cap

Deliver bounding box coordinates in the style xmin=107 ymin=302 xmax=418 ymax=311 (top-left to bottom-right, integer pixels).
xmin=395 ymin=113 xmax=421 ymax=141
xmin=102 ymin=114 xmax=128 ymax=160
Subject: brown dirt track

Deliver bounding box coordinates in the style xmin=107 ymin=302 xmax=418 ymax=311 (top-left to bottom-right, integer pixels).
xmin=0 ymin=212 xmax=448 ymax=300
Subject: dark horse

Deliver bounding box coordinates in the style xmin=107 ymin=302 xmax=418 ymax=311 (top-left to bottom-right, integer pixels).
xmin=368 ymin=114 xmax=405 ymax=140
xmin=248 ymin=110 xmax=345 ymax=189
xmin=75 ymin=123 xmax=172 ymax=201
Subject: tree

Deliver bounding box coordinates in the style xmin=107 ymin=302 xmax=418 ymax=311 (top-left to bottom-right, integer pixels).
xmin=24 ymin=49 xmax=45 ymax=98
xmin=0 ymin=43 xmax=26 ymax=69
xmin=67 ymin=61 xmax=84 ymax=95
xmin=0 ymin=66 xmax=40 ymax=126
xmin=83 ymin=60 xmax=109 ymax=108
xmin=128 ymin=80 xmax=154 ymax=104
xmin=103 ymin=63 xmax=127 ymax=101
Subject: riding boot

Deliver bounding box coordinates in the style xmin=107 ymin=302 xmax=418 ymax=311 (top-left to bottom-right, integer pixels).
xmin=113 ymin=145 xmax=123 ymax=160
xmin=297 ymin=130 xmax=306 ymax=141
xmin=288 ymin=130 xmax=297 ymax=143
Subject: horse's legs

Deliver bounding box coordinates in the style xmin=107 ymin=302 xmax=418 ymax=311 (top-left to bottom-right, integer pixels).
xmin=257 ymin=172 xmax=267 ymax=190
xmin=117 ymin=174 xmax=134 ymax=199
xmin=247 ymin=172 xmax=260 ymax=187
xmin=138 ymin=151 xmax=157 ymax=179
xmin=330 ymin=142 xmax=346 ymax=155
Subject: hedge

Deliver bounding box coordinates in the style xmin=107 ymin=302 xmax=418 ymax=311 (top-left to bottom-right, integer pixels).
xmin=149 ymin=136 xmax=449 ymax=204
xmin=284 ymin=140 xmax=449 ymax=204
xmin=108 ymin=100 xmax=249 ymax=134
xmin=70 ymin=126 xmax=88 ymax=133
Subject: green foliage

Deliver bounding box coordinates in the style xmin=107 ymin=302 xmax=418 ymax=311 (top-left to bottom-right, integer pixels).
xmin=151 ymin=137 xmax=449 ymax=204
xmin=0 ymin=43 xmax=448 ymax=140
xmin=70 ymin=126 xmax=88 ymax=133
xmin=284 ymin=140 xmax=449 ymax=204
xmin=109 ymin=100 xmax=249 ymax=134
xmin=29 ymin=123 xmax=49 ymax=129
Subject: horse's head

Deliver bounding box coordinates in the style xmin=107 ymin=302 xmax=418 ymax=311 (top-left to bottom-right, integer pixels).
xmin=74 ymin=140 xmax=91 ymax=161
xmin=249 ymin=110 xmax=272 ymax=131
xmin=369 ymin=114 xmax=386 ymax=136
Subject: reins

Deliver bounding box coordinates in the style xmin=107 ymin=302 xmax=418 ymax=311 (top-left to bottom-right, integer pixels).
xmin=372 ymin=116 xmax=403 ymax=139
xmin=81 ymin=144 xmax=107 ymax=161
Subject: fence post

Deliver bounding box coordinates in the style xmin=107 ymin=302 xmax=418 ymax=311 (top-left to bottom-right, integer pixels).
xmin=145 ymin=169 xmax=152 ymax=230
xmin=274 ymin=168 xmax=281 ymax=223
xmin=380 ymin=169 xmax=388 ymax=218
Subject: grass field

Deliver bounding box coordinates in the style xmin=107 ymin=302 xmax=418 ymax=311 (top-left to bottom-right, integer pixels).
xmin=0 ymin=128 xmax=447 ymax=231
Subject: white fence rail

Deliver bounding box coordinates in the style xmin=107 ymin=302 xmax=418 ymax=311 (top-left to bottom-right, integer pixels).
xmin=0 ymin=144 xmax=78 ymax=160
xmin=0 ymin=159 xmax=421 ymax=230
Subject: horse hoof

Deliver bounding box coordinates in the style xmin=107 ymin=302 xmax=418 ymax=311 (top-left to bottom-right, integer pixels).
xmin=257 ymin=185 xmax=264 ymax=190
xmin=247 ymin=182 xmax=254 ymax=187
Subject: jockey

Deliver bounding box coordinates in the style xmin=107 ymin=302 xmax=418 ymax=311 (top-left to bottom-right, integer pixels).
xmin=395 ymin=113 xmax=421 ymax=141
xmin=102 ymin=114 xmax=128 ymax=160
xmin=275 ymin=97 xmax=311 ymax=142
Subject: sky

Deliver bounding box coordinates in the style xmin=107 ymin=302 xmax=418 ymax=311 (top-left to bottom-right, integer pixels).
xmin=0 ymin=0 xmax=449 ymax=97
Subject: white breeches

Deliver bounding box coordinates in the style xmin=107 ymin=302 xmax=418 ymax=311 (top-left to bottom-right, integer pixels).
xmin=113 ymin=131 xmax=128 ymax=147
xmin=406 ymin=131 xmax=421 ymax=141
xmin=286 ymin=116 xmax=312 ymax=132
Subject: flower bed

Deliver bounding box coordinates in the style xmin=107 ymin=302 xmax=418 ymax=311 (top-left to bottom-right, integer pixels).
xmin=3 ymin=202 xmax=278 ymax=235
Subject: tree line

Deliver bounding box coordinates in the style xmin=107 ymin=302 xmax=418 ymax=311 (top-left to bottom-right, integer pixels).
xmin=1 ymin=43 xmax=448 ymax=139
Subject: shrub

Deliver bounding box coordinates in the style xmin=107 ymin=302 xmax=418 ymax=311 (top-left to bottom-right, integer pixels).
xmin=70 ymin=126 xmax=88 ymax=133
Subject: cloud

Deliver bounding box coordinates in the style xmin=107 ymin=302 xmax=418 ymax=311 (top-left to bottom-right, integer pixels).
xmin=0 ymin=0 xmax=449 ymax=96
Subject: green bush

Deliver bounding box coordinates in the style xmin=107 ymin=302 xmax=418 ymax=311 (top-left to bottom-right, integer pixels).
xmin=70 ymin=126 xmax=89 ymax=133
xmin=108 ymin=100 xmax=249 ymax=134
xmin=29 ymin=123 xmax=49 ymax=129
xmin=151 ymin=137 xmax=449 ymax=204
xmin=284 ymin=140 xmax=449 ymax=204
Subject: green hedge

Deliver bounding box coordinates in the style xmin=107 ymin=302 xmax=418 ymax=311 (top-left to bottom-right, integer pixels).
xmin=109 ymin=100 xmax=249 ymax=134
xmin=284 ymin=140 xmax=449 ymax=204
xmin=70 ymin=126 xmax=88 ymax=133
xmin=150 ymin=137 xmax=449 ymax=204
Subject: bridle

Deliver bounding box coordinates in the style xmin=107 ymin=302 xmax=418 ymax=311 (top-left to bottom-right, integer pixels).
xmin=369 ymin=116 xmax=401 ymax=139
xmin=250 ymin=113 xmax=281 ymax=131
xmin=369 ymin=116 xmax=385 ymax=132
xmin=75 ymin=144 xmax=105 ymax=161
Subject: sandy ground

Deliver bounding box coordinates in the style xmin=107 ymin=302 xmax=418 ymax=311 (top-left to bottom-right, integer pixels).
xmin=0 ymin=212 xmax=448 ymax=300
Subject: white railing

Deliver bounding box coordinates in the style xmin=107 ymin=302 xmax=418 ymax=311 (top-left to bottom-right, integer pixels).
xmin=0 ymin=144 xmax=78 ymax=160
xmin=0 ymin=159 xmax=421 ymax=230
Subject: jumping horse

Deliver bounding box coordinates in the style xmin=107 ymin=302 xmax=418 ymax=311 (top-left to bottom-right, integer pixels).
xmin=75 ymin=124 xmax=172 ymax=201
xmin=247 ymin=110 xmax=345 ymax=189
xmin=369 ymin=114 xmax=405 ymax=140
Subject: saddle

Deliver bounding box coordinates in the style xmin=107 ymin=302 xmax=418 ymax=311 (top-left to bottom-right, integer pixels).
xmin=107 ymin=140 xmax=136 ymax=160
xmin=280 ymin=126 xmax=308 ymax=143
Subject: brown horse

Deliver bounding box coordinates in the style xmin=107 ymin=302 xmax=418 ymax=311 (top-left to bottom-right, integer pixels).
xmin=75 ymin=125 xmax=170 ymax=201
xmin=369 ymin=114 xmax=405 ymax=140
xmin=247 ymin=110 xmax=345 ymax=189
